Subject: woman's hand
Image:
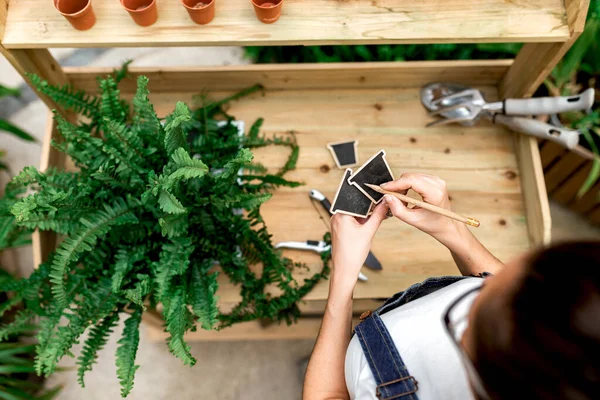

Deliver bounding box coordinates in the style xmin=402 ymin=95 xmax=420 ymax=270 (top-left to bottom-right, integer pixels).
xmin=382 ymin=173 xmax=462 ymax=244
xmin=329 ymin=202 xmax=389 ymax=293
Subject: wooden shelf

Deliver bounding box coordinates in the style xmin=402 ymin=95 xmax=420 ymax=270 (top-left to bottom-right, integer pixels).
xmin=2 ymin=0 xmax=570 ymax=49
xmin=35 ymin=61 xmax=550 ymax=342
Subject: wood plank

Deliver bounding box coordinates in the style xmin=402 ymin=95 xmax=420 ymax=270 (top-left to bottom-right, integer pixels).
xmin=513 ymin=135 xmax=551 ymax=246
xmin=146 ymin=318 xmax=348 ymax=342
xmin=499 ymin=0 xmax=590 ymax=98
xmin=0 ymin=46 xmax=70 ymax=113
xmin=540 ymin=140 xmax=568 ymax=170
xmin=551 ymin=160 xmax=592 ymax=204
xmin=3 ymin=0 xmax=569 ymax=49
xmin=588 ymin=206 xmax=600 ymax=226
xmin=570 ymin=179 xmax=600 ymax=214
xmin=544 ymin=151 xmax=586 ymax=193
xmin=65 ymin=61 xmax=512 ymax=93
xmin=0 ymin=0 xmax=7 ymax=40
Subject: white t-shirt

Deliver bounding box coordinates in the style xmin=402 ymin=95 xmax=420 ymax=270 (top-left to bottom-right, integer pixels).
xmin=345 ymin=278 xmax=481 ymax=400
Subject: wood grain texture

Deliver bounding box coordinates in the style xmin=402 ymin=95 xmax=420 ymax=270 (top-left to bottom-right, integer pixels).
xmin=3 ymin=0 xmax=569 ymax=49
xmin=64 ymin=61 xmax=513 ymax=93
xmin=499 ymin=0 xmax=590 ymax=98
xmin=570 ymin=179 xmax=600 ymax=214
xmin=551 ymin=160 xmax=592 ymax=204
xmin=0 ymin=46 xmax=70 ymax=113
xmin=0 ymin=0 xmax=8 ymax=40
xmin=146 ymin=317 xmax=362 ymax=342
xmin=544 ymin=151 xmax=586 ymax=193
xmin=513 ymin=135 xmax=552 ymax=246
xmin=36 ymin=66 xmax=540 ymax=327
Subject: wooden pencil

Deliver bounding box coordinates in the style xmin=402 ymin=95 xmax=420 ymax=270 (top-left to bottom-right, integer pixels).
xmin=365 ymin=184 xmax=480 ymax=227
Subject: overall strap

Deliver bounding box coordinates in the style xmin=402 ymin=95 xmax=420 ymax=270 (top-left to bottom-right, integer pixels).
xmin=355 ymin=313 xmax=419 ymax=400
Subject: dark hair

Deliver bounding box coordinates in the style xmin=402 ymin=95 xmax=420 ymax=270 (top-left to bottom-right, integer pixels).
xmin=473 ymin=241 xmax=600 ymax=400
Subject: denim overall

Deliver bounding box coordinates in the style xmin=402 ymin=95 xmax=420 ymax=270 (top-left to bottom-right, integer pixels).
xmin=353 ymin=275 xmax=486 ymax=400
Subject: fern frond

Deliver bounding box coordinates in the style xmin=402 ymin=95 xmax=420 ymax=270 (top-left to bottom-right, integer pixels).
xmin=216 ymin=148 xmax=253 ymax=181
xmin=99 ymin=77 xmax=128 ymax=123
xmin=158 ymin=190 xmax=186 ymax=215
xmin=28 ymin=73 xmax=100 ymax=119
xmin=50 ymin=199 xmax=137 ymax=307
xmin=113 ymin=60 xmax=133 ymax=84
xmin=154 ymin=238 xmax=195 ymax=305
xmin=158 ymin=214 xmax=189 ymax=238
xmin=111 ymin=246 xmax=146 ymax=292
xmin=116 ymin=308 xmax=142 ymax=397
xmin=164 ymin=102 xmax=191 ymax=155
xmin=77 ymin=311 xmax=119 ymax=387
xmin=169 ymin=148 xmax=208 ymax=182
xmin=165 ymin=287 xmax=195 ymax=366
xmin=190 ymin=264 xmax=219 ymax=330
xmin=0 ymin=309 xmax=34 ymax=340
xmin=123 ymin=274 xmax=151 ymax=309
xmin=131 ymin=76 xmax=162 ymax=147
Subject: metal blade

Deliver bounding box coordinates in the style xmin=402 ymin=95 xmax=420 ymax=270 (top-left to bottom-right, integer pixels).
xmin=364 ymin=251 xmax=383 ymax=270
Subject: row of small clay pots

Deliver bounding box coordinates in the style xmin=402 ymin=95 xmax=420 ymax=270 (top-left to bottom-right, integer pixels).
xmin=54 ymin=0 xmax=284 ymax=30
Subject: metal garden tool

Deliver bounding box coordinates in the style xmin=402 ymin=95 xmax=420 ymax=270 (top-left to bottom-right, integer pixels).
xmin=421 ymin=83 xmax=595 ymax=150
xmin=275 ymin=240 xmax=369 ymax=282
xmin=309 ymin=189 xmax=383 ymax=270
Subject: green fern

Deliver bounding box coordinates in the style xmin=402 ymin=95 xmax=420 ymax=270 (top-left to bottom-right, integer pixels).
xmin=77 ymin=311 xmax=120 ymax=387
xmin=0 ymin=73 xmax=329 ymax=397
xmin=116 ymin=309 xmax=142 ymax=397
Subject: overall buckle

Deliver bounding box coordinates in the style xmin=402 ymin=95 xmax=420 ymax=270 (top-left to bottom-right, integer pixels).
xmin=375 ymin=376 xmax=419 ymax=400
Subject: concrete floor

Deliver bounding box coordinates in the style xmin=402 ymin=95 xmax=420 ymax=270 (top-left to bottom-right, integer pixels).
xmin=1 ymin=48 xmax=599 ymax=400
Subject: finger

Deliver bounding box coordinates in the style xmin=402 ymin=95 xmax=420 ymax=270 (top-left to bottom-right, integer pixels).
xmin=383 ymin=173 xmax=446 ymax=205
xmin=364 ymin=201 xmax=389 ymax=232
xmin=385 ymin=194 xmax=418 ymax=224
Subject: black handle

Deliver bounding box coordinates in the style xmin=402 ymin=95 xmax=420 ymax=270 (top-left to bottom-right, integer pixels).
xmin=321 ymin=198 xmax=333 ymax=216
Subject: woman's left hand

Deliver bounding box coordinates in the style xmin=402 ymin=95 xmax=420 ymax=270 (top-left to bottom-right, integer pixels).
xmin=330 ymin=201 xmax=389 ymax=293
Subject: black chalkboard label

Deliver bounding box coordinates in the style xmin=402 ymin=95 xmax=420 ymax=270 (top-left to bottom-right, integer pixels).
xmin=348 ymin=150 xmax=394 ymax=203
xmin=330 ymin=169 xmax=373 ymax=218
xmin=327 ymin=140 xmax=358 ymax=168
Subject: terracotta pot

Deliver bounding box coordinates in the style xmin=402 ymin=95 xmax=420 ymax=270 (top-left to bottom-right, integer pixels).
xmin=121 ymin=0 xmax=158 ymax=27
xmin=53 ymin=0 xmax=96 ymax=31
xmin=251 ymin=0 xmax=282 ymax=24
xmin=181 ymin=0 xmax=215 ymax=25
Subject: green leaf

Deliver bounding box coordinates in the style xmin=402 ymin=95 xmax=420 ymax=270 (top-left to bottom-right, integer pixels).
xmin=158 ymin=190 xmax=186 ymax=214
xmin=0 ymin=120 xmax=36 ymax=142
xmin=50 ymin=199 xmax=137 ymax=307
xmin=164 ymin=102 xmax=191 ymax=155
xmin=116 ymin=308 xmax=142 ymax=397
xmin=578 ymin=128 xmax=600 ymax=197
xmin=216 ymin=148 xmax=254 ymax=181
xmin=77 ymin=312 xmax=119 ymax=387
xmin=169 ymin=148 xmax=208 ymax=182
xmin=190 ymin=264 xmax=219 ymax=330
xmin=0 ymin=84 xmax=20 ymax=98
xmin=165 ymin=287 xmax=195 ymax=366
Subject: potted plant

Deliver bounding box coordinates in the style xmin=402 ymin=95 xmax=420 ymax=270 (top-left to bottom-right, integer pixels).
xmin=0 ymin=71 xmax=329 ymax=397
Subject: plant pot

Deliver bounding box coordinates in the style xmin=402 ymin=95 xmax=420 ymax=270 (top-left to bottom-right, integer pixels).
xmin=53 ymin=0 xmax=96 ymax=31
xmin=181 ymin=0 xmax=215 ymax=25
xmin=251 ymin=0 xmax=283 ymax=24
xmin=121 ymin=0 xmax=158 ymax=27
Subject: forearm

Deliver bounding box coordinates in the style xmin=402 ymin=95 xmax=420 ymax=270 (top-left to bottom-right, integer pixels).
xmin=303 ymin=273 xmax=354 ymax=400
xmin=437 ymin=222 xmax=505 ymax=276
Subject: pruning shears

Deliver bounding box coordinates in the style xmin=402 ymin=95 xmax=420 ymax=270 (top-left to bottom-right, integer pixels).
xmin=275 ymin=240 xmax=368 ymax=282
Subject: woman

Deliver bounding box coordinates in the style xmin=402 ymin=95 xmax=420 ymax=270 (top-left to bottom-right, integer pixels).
xmin=303 ymin=172 xmax=599 ymax=400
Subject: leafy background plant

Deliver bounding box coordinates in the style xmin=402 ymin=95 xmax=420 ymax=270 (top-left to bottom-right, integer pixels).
xmin=245 ymin=0 xmax=600 ymax=197
xmin=0 ymin=71 xmax=330 ymax=397
xmin=1 ymin=169 xmax=60 ymax=400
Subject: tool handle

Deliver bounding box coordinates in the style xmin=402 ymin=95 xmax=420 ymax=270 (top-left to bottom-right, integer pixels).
xmin=504 ymin=88 xmax=594 ymax=116
xmin=493 ymin=114 xmax=579 ymax=149
xmin=321 ymin=198 xmax=333 ymax=216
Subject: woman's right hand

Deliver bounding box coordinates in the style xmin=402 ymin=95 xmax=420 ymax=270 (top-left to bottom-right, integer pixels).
xmin=382 ymin=173 xmax=462 ymax=243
